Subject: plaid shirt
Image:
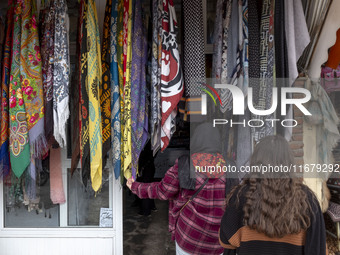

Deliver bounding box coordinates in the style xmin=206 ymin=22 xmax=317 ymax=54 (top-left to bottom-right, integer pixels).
xmin=131 ymin=154 xmax=228 ymax=255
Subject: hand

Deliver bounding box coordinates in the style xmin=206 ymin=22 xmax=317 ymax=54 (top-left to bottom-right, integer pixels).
xmin=126 ymin=177 xmax=134 ymax=190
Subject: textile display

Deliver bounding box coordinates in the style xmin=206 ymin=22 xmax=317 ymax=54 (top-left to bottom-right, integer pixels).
xmin=122 ymin=0 xmax=132 ymax=179
xmin=80 ymin=0 xmax=91 ymax=185
xmin=39 ymin=5 xmax=55 ymax=146
xmin=50 ymin=147 xmax=65 ymax=204
xmin=252 ymin=0 xmax=275 ymax=141
xmin=130 ymin=0 xmax=148 ymax=179
xmin=110 ymin=0 xmax=121 ymax=179
xmin=70 ymin=0 xmax=84 ymax=174
xmin=53 ymin=0 xmax=69 ymax=148
xmin=0 ymin=3 xmax=14 ymax=177
xmin=150 ymin=0 xmax=161 ymax=155
xmin=160 ymin=0 xmax=184 ymax=152
xmin=87 ymin=0 xmax=103 ymax=192
xmin=182 ymin=0 xmax=205 ymax=97
xmin=101 ymin=0 xmax=112 ymax=168
xmin=212 ymin=0 xmax=223 ymax=80
xmin=9 ymin=0 xmax=47 ymax=178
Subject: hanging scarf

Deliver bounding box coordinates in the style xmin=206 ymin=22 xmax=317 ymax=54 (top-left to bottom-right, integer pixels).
xmin=53 ymin=0 xmax=69 ymax=147
xmin=0 ymin=4 xmax=14 ymax=177
xmin=87 ymin=0 xmax=103 ymax=192
xmin=212 ymin=0 xmax=223 ymax=80
xmin=131 ymin=0 xmax=148 ymax=179
xmin=160 ymin=0 xmax=184 ymax=151
xmin=70 ymin=0 xmax=84 ymax=173
xmin=80 ymin=0 xmax=91 ymax=185
xmin=122 ymin=0 xmax=129 ymax=88
xmin=122 ymin=0 xmax=132 ymax=179
xmin=253 ymin=0 xmax=275 ymax=141
xmin=9 ymin=0 xmax=30 ymax=177
xmin=150 ymin=0 xmax=161 ymax=155
xmin=182 ymin=0 xmax=205 ymax=97
xmin=40 ymin=4 xmax=55 ymax=146
xmin=219 ymin=0 xmax=232 ymax=113
xmin=110 ymin=0 xmax=121 ymax=179
xmin=117 ymin=0 xmax=124 ymax=173
xmin=101 ymin=0 xmax=112 ymax=168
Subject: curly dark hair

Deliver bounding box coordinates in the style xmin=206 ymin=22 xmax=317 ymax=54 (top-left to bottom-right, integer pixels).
xmin=226 ymin=135 xmax=311 ymax=238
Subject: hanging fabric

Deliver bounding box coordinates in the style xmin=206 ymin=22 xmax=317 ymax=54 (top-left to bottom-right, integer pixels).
xmin=70 ymin=0 xmax=84 ymax=173
xmin=150 ymin=0 xmax=162 ymax=155
xmin=101 ymin=0 xmax=112 ymax=168
xmin=0 ymin=3 xmax=14 ymax=177
xmin=40 ymin=4 xmax=55 ymax=146
xmin=53 ymin=0 xmax=70 ymax=148
xmin=80 ymin=0 xmax=91 ymax=185
xmin=131 ymin=0 xmax=148 ymax=179
xmin=110 ymin=0 xmax=121 ymax=179
xmin=50 ymin=147 xmax=65 ymax=204
xmin=116 ymin=0 xmax=124 ymax=175
xmin=219 ymin=0 xmax=232 ymax=113
xmin=182 ymin=0 xmax=205 ymax=97
xmin=122 ymin=0 xmax=132 ymax=179
xmin=87 ymin=0 xmax=103 ymax=192
xmin=160 ymin=0 xmax=184 ymax=152
xmin=252 ymin=0 xmax=276 ymax=141
xmin=212 ymin=0 xmax=223 ymax=80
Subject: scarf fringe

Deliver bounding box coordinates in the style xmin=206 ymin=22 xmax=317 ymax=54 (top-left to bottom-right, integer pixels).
xmin=0 ymin=159 xmax=10 ymax=179
xmin=54 ymin=104 xmax=69 ymax=148
xmin=30 ymin=133 xmax=48 ymax=159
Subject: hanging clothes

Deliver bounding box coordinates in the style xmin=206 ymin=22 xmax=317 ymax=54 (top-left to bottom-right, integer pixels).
xmin=53 ymin=0 xmax=70 ymax=148
xmin=252 ymin=0 xmax=276 ymax=141
xmin=182 ymin=0 xmax=205 ymax=97
xmin=110 ymin=0 xmax=121 ymax=179
xmin=87 ymin=0 xmax=103 ymax=192
xmin=212 ymin=0 xmax=223 ymax=80
xmin=70 ymin=0 xmax=84 ymax=174
xmin=130 ymin=0 xmax=148 ymax=179
xmin=0 ymin=3 xmax=14 ymax=177
xmin=80 ymin=0 xmax=91 ymax=185
xmin=122 ymin=0 xmax=132 ymax=179
xmin=160 ymin=0 xmax=184 ymax=152
xmin=150 ymin=0 xmax=161 ymax=155
xmin=40 ymin=4 xmax=55 ymax=146
xmin=101 ymin=0 xmax=112 ymax=168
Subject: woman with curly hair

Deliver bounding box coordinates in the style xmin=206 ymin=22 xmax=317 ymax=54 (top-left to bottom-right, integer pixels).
xmin=219 ymin=135 xmax=327 ymax=255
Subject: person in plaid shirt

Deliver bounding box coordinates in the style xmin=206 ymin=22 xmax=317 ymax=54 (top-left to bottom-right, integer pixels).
xmin=127 ymin=123 xmax=238 ymax=255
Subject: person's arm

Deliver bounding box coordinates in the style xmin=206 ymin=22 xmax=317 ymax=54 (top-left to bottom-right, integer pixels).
xmin=304 ymin=190 xmax=327 ymax=255
xmin=128 ymin=161 xmax=180 ymax=200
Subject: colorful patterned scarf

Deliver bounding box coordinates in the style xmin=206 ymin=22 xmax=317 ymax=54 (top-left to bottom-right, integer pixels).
xmin=131 ymin=0 xmax=148 ymax=179
xmin=101 ymin=0 xmax=112 ymax=168
xmin=40 ymin=4 xmax=55 ymax=146
xmin=150 ymin=0 xmax=161 ymax=155
xmin=0 ymin=3 xmax=14 ymax=177
xmin=80 ymin=0 xmax=91 ymax=185
xmin=160 ymin=0 xmax=184 ymax=151
xmin=117 ymin=0 xmax=124 ymax=173
xmin=87 ymin=0 xmax=103 ymax=192
xmin=110 ymin=0 xmax=121 ymax=179
xmin=53 ymin=0 xmax=69 ymax=148
xmin=122 ymin=0 xmax=132 ymax=179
